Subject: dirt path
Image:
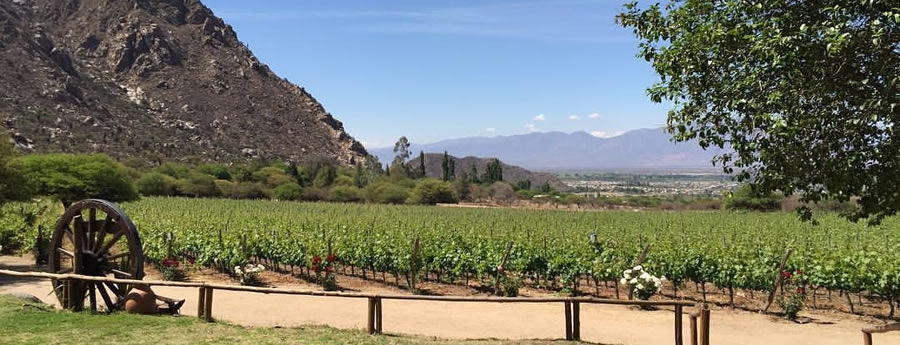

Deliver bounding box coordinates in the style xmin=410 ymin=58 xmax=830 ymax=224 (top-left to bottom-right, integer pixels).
xmin=2 ymin=255 xmax=898 ymax=345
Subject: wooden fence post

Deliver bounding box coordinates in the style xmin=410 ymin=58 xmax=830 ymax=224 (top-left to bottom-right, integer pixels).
xmin=375 ymin=297 xmax=383 ymax=334
xmin=863 ymin=331 xmax=873 ymax=345
xmin=564 ymin=301 xmax=573 ymax=341
xmin=197 ymin=287 xmax=206 ymax=320
xmin=494 ymin=241 xmax=514 ymax=296
xmin=764 ymin=249 xmax=793 ymax=312
xmin=204 ymin=287 xmax=214 ymax=322
xmin=700 ymin=304 xmax=710 ymax=345
xmin=367 ymin=297 xmax=376 ymax=334
xmin=572 ymin=301 xmax=581 ymax=341
xmin=689 ymin=313 xmax=698 ymax=345
xmin=675 ymin=305 xmax=683 ymax=345
xmin=409 ymin=237 xmax=420 ymax=292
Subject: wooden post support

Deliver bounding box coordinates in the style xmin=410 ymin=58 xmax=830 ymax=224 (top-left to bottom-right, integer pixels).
xmin=197 ymin=287 xmax=206 ymax=319
xmin=204 ymin=287 xmax=214 ymax=322
xmin=564 ymin=301 xmax=573 ymax=341
xmin=572 ymin=301 xmax=581 ymax=341
xmin=689 ymin=313 xmax=698 ymax=345
xmin=863 ymin=331 xmax=873 ymax=345
xmin=494 ymin=241 xmax=514 ymax=296
xmin=700 ymin=304 xmax=711 ymax=345
xmin=675 ymin=305 xmax=684 ymax=345
xmin=375 ymin=297 xmax=383 ymax=334
xmin=409 ymin=237 xmax=421 ymax=292
xmin=367 ymin=297 xmax=376 ymax=334
xmin=764 ymin=249 xmax=793 ymax=312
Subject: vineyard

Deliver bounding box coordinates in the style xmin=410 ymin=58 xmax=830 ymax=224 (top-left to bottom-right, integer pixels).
xmin=45 ymin=197 xmax=900 ymax=317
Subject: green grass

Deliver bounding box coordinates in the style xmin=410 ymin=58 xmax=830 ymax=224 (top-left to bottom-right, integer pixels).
xmin=0 ymin=295 xmax=576 ymax=345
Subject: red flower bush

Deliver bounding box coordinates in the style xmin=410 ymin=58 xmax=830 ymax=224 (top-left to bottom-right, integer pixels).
xmin=782 ymin=271 xmax=792 ymax=279
xmin=162 ymin=257 xmax=179 ymax=268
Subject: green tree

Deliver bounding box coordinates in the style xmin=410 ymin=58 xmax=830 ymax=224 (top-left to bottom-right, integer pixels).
xmin=406 ymin=179 xmax=459 ymax=205
xmin=617 ymin=1 xmax=900 ymax=223
xmin=724 ymin=185 xmax=783 ymax=212
xmin=313 ymin=164 xmax=336 ymax=188
xmin=177 ymin=173 xmax=220 ymax=198
xmin=392 ymin=136 xmax=411 ymax=166
xmin=16 ymin=154 xmax=138 ymax=207
xmin=468 ymin=165 xmax=480 ymax=184
xmin=196 ymin=164 xmax=231 ymax=180
xmin=272 ymin=183 xmax=303 ymax=201
xmin=414 ymin=151 xmax=426 ymax=179
xmin=481 ymin=159 xmax=503 ymax=185
xmin=0 ymin=135 xmax=33 ymax=205
xmin=135 ymin=172 xmax=177 ymax=196
xmin=453 ymin=171 xmax=471 ymax=201
xmin=441 ymin=151 xmax=456 ymax=181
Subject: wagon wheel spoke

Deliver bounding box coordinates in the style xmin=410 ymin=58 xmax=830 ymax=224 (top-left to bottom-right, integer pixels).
xmin=95 ymin=282 xmax=115 ymax=313
xmin=56 ymin=247 xmax=74 ymax=258
xmin=98 ymin=230 xmax=125 ymax=257
xmin=103 ymin=281 xmax=122 ymax=297
xmin=88 ymin=282 xmax=97 ymax=312
xmin=63 ymin=226 xmax=74 ymax=244
xmin=73 ymin=215 xmax=89 ymax=252
xmin=87 ymin=208 xmax=97 ymax=249
xmin=92 ymin=214 xmax=116 ymax=253
xmin=110 ymin=269 xmax=132 ymax=278
xmin=106 ymin=252 xmax=130 ymax=261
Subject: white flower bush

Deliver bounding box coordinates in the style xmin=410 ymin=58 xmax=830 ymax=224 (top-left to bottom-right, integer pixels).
xmin=620 ymin=265 xmax=665 ymax=300
xmin=234 ymin=263 xmax=265 ymax=286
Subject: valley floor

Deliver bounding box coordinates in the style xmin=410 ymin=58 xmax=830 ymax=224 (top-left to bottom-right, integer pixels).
xmin=2 ymin=255 xmax=898 ymax=345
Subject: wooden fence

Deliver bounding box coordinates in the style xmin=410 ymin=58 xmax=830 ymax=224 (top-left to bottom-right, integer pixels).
xmin=863 ymin=323 xmax=900 ymax=345
xmin=0 ymin=269 xmax=708 ymax=344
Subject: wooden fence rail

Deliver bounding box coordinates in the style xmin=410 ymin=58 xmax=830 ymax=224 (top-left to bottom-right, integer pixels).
xmin=862 ymin=323 xmax=900 ymax=345
xmin=0 ymin=269 xmax=706 ymax=344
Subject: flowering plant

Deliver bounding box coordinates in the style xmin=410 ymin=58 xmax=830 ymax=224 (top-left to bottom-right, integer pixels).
xmin=312 ymin=254 xmax=338 ymax=291
xmin=159 ymin=256 xmax=181 ymax=281
xmin=234 ymin=263 xmax=266 ymax=286
xmin=777 ymin=270 xmax=806 ymax=320
xmin=620 ymin=265 xmax=665 ymax=300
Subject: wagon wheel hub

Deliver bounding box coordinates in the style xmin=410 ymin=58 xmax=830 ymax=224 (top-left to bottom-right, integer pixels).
xmin=80 ymin=251 xmax=111 ymax=276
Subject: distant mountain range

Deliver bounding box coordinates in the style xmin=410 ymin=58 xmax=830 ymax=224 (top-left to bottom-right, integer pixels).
xmin=370 ymin=128 xmax=725 ymax=171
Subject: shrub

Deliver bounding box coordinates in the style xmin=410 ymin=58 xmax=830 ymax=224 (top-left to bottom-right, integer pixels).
xmin=489 ymin=182 xmax=517 ymax=203
xmin=724 ymin=185 xmax=782 ymax=211
xmin=217 ymin=180 xmax=267 ymax=199
xmin=365 ymin=182 xmax=409 ymax=204
xmin=196 ymin=164 xmax=232 ymax=180
xmin=272 ymin=183 xmax=303 ymax=201
xmin=136 ymin=172 xmax=177 ymax=196
xmin=0 ymin=134 xmax=33 ymax=205
xmin=332 ymin=174 xmax=355 ymax=187
xmin=177 ymin=173 xmax=220 ymax=198
xmin=407 ymin=179 xmax=458 ymax=205
xmin=15 ymin=153 xmax=138 ymax=206
xmin=329 ymin=185 xmax=363 ymax=203
xmin=300 ymin=187 xmax=329 ymax=202
xmin=154 ymin=162 xmax=190 ymax=179
xmin=253 ymin=167 xmax=294 ymax=188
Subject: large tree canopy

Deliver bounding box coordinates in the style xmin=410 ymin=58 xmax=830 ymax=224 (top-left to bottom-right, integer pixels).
xmin=15 ymin=154 xmax=138 ymax=207
xmin=618 ymin=1 xmax=900 ymax=223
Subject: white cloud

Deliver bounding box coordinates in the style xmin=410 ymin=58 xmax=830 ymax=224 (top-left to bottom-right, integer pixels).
xmin=590 ymin=130 xmax=625 ymax=138
xmin=568 ymin=115 xmax=579 ymax=121
xmin=485 ymin=128 xmax=496 ymax=133
xmin=525 ymin=124 xmax=539 ymax=132
xmin=534 ymin=114 xmax=546 ymax=121
xmin=588 ymin=113 xmax=601 ymax=119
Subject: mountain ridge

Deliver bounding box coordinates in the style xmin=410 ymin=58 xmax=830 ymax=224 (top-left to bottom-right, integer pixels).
xmin=0 ymin=0 xmax=366 ymax=164
xmin=371 ymin=128 xmax=725 ymax=171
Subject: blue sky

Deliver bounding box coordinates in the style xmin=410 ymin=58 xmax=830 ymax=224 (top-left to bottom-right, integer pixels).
xmin=204 ymin=0 xmax=668 ymax=148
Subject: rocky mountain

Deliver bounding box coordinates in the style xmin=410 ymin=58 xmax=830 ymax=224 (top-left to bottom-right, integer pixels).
xmin=372 ymin=128 xmax=725 ymax=171
xmin=408 ymin=153 xmax=568 ymax=191
xmin=0 ymin=0 xmax=366 ymax=164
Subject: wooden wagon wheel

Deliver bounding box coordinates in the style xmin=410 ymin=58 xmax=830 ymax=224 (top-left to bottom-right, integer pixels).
xmin=48 ymin=199 xmax=144 ymax=312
